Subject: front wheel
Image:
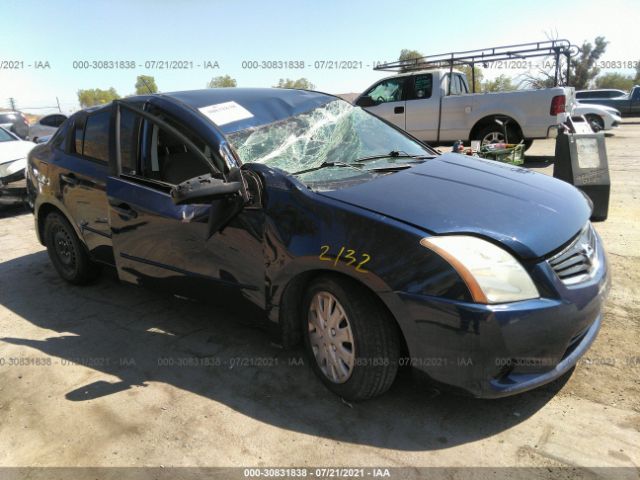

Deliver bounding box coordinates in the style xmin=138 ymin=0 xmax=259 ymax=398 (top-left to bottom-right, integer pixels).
xmin=44 ymin=212 xmax=101 ymax=284
xmin=302 ymin=276 xmax=401 ymax=401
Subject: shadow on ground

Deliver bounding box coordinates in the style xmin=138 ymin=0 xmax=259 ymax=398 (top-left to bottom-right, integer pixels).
xmin=0 ymin=251 xmax=570 ymax=451
xmin=0 ymin=203 xmax=29 ymax=219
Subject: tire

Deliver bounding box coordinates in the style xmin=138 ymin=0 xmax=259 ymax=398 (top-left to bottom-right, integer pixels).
xmin=302 ymin=275 xmax=400 ymax=401
xmin=585 ymin=114 xmax=604 ymax=132
xmin=475 ymin=121 xmax=523 ymax=146
xmin=44 ymin=212 xmax=100 ymax=284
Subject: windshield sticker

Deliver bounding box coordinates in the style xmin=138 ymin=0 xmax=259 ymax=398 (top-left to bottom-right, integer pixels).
xmin=199 ymin=101 xmax=254 ymax=126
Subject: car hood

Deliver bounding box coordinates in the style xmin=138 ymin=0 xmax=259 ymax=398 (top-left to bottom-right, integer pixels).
xmin=0 ymin=141 xmax=35 ymax=165
xmin=318 ymin=154 xmax=591 ymax=259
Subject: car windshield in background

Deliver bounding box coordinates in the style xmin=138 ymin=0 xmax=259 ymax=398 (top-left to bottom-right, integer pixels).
xmin=0 ymin=128 xmax=17 ymax=142
xmin=226 ymin=100 xmax=433 ymax=188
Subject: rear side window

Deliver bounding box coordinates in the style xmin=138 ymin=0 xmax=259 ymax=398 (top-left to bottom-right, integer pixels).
xmin=51 ymin=120 xmax=70 ymax=148
xmin=120 ymin=109 xmax=142 ymax=174
xmin=82 ymin=110 xmax=110 ymax=163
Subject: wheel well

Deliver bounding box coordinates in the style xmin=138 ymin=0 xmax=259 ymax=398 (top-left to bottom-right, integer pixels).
xmin=36 ymin=203 xmax=64 ymax=245
xmin=277 ymin=270 xmax=409 ymax=357
xmin=469 ymin=115 xmax=523 ymax=141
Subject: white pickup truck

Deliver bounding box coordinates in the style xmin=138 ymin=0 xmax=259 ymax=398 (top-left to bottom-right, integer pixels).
xmin=355 ymin=68 xmax=575 ymax=149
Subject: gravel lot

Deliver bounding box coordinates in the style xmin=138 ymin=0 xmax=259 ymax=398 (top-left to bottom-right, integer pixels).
xmin=0 ymin=121 xmax=638 ymax=477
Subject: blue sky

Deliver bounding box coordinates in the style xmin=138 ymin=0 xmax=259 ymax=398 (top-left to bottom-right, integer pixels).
xmin=2 ymin=0 xmax=639 ymax=113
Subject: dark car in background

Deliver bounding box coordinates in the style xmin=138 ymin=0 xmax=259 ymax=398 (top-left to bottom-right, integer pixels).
xmin=0 ymin=110 xmax=30 ymax=139
xmin=26 ymin=89 xmax=609 ymax=401
xmin=577 ymin=86 xmax=640 ymax=116
xmin=575 ymin=89 xmax=627 ymax=100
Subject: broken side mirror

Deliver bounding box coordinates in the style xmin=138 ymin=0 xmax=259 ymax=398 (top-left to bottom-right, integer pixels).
xmin=170 ymin=174 xmax=241 ymax=205
xmin=355 ymin=95 xmax=376 ymax=107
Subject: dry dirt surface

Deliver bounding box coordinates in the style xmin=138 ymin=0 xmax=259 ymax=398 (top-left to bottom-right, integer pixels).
xmin=0 ymin=121 xmax=638 ymax=479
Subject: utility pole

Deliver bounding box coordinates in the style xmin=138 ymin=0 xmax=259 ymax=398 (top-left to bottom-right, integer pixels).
xmin=8 ymin=97 xmax=16 ymax=111
xmin=56 ymin=97 xmax=62 ymax=113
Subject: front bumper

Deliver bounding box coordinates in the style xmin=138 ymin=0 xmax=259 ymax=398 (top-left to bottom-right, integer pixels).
xmin=395 ymin=231 xmax=610 ymax=398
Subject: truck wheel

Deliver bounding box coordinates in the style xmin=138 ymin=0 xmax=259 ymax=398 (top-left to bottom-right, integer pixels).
xmin=585 ymin=114 xmax=604 ymax=132
xmin=302 ymin=276 xmax=400 ymax=401
xmin=44 ymin=212 xmax=100 ymax=284
xmin=476 ymin=123 xmax=523 ymax=146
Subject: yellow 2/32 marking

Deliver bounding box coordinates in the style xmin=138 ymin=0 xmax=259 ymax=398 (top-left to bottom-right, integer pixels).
xmin=319 ymin=245 xmax=371 ymax=273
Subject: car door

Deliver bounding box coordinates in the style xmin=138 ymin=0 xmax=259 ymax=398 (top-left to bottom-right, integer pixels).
xmin=56 ymin=108 xmax=113 ymax=263
xmin=107 ymin=100 xmax=266 ymax=308
xmin=403 ymin=73 xmax=440 ymax=142
xmin=360 ymin=77 xmax=407 ymax=129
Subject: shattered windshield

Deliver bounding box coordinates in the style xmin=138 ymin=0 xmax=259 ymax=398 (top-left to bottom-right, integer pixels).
xmin=226 ymin=99 xmax=433 ymax=187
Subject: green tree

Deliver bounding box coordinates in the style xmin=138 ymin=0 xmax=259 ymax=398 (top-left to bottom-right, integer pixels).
xmin=207 ymin=75 xmax=237 ymax=88
xmin=523 ymin=37 xmax=608 ymax=89
xmin=274 ymin=78 xmax=315 ymax=89
xmin=483 ymin=74 xmax=516 ymax=92
xmin=595 ymin=72 xmax=634 ymax=91
xmin=634 ymin=61 xmax=640 ymax=84
xmin=398 ymin=49 xmax=423 ymax=62
xmin=135 ymin=75 xmax=158 ymax=94
xmin=570 ymin=36 xmax=609 ymax=90
xmin=460 ymin=65 xmax=484 ymax=92
xmin=77 ymin=88 xmax=120 ymax=107
xmin=398 ymin=49 xmax=423 ymax=71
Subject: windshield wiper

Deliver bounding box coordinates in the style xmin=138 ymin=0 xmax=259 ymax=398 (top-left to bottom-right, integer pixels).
xmin=355 ymin=150 xmax=435 ymax=163
xmin=292 ymin=161 xmax=364 ymax=176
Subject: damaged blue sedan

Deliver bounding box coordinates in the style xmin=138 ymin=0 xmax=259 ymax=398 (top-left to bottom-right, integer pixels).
xmin=26 ymin=88 xmax=609 ymax=400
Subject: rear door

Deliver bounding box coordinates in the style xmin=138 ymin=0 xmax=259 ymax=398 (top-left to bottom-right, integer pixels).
xmin=107 ymin=101 xmax=266 ymax=307
xmin=56 ymin=108 xmax=112 ymax=263
xmin=361 ymin=76 xmax=407 ymax=129
xmin=403 ymin=73 xmax=440 ymax=142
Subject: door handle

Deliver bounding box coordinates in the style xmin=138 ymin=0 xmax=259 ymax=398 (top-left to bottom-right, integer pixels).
xmin=394 ymin=106 xmax=405 ymax=114
xmin=110 ymin=203 xmax=138 ymax=220
xmin=60 ymin=173 xmax=79 ymax=186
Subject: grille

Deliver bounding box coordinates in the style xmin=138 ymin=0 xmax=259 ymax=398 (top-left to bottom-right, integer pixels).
xmin=548 ymin=224 xmax=598 ymax=285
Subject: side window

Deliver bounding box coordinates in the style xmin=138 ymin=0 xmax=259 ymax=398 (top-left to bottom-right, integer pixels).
xmin=121 ymin=108 xmax=214 ymax=185
xmin=52 ymin=115 xmax=67 ymax=127
xmin=365 ymin=78 xmax=406 ymax=104
xmin=457 ymin=74 xmax=469 ymax=94
xmin=119 ymin=109 xmax=142 ymax=174
xmin=82 ymin=110 xmax=110 ymax=163
xmin=409 ymin=74 xmax=433 ymax=100
xmin=51 ymin=120 xmax=70 ymax=148
xmin=447 ymin=74 xmax=462 ymax=95
xmin=73 ymin=121 xmax=84 ymax=155
xmin=40 ymin=115 xmax=57 ymax=127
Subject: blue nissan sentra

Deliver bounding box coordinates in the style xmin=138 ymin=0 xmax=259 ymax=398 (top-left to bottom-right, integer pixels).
xmin=26 ymin=88 xmax=610 ymax=400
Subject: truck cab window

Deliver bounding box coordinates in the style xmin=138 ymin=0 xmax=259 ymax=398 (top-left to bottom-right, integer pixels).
xmin=410 ymin=74 xmax=433 ymax=100
xmin=365 ymin=78 xmax=406 ymax=104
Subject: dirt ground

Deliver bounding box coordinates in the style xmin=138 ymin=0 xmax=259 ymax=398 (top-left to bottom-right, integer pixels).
xmin=0 ymin=121 xmax=638 ymax=478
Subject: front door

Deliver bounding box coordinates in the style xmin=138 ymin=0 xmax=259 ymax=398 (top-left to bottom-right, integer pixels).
xmin=361 ymin=77 xmax=407 ymax=130
xmin=107 ymin=102 xmax=265 ymax=308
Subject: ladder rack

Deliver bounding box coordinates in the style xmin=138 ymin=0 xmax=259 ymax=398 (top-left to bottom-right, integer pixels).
xmin=374 ymin=40 xmax=578 ymax=92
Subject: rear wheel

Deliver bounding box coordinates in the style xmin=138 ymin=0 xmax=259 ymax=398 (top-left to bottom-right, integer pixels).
xmin=44 ymin=212 xmax=100 ymax=284
xmin=302 ymin=276 xmax=400 ymax=401
xmin=476 ymin=121 xmax=524 ymax=146
xmin=585 ymin=114 xmax=605 ymax=132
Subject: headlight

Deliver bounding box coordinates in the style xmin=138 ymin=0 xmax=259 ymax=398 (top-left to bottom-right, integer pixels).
xmin=420 ymin=235 xmax=539 ymax=304
xmin=0 ymin=158 xmax=27 ymax=179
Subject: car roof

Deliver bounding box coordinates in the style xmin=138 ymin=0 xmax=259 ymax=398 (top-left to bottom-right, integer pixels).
xmin=158 ymin=88 xmax=337 ymax=134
